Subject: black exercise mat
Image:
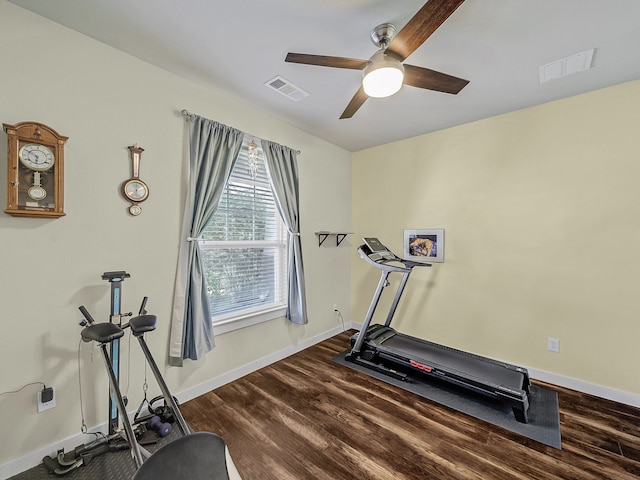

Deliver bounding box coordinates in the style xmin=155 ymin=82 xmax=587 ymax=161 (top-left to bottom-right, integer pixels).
xmin=333 ymin=350 xmax=561 ymax=449
xmin=9 ymin=427 xmax=180 ymax=480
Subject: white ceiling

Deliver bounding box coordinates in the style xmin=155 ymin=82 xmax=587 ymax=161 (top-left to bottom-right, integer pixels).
xmin=9 ymin=0 xmax=640 ymax=151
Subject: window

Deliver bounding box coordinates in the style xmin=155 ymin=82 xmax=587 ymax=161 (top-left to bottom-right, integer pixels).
xmin=199 ymin=138 xmax=288 ymax=331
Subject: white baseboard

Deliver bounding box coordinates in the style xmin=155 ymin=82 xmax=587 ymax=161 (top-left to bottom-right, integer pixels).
xmin=528 ymin=368 xmax=640 ymax=408
xmin=4 ymin=322 xmax=639 ymax=479
xmin=0 ymin=324 xmax=348 ymax=480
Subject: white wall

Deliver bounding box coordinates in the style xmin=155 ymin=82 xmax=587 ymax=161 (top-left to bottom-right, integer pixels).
xmin=352 ymin=79 xmax=640 ymax=400
xmin=0 ymin=2 xmax=352 ymax=474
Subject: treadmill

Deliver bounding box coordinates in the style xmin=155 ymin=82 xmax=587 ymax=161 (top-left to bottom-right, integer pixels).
xmin=346 ymin=238 xmax=531 ymax=423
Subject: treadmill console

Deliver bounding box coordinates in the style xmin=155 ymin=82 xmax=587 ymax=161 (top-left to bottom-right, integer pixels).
xmin=362 ymin=237 xmax=395 ymax=261
xmin=360 ymin=237 xmax=431 ymax=271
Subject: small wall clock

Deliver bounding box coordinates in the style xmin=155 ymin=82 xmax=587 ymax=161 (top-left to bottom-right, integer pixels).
xmin=121 ymin=144 xmax=149 ymax=216
xmin=3 ymin=121 xmax=68 ymax=218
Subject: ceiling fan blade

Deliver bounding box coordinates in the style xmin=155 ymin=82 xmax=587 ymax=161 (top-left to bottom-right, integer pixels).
xmin=403 ymin=64 xmax=469 ymax=94
xmin=285 ymin=53 xmax=369 ymax=70
xmin=340 ymin=87 xmax=368 ymax=119
xmin=386 ymin=0 xmax=466 ymax=62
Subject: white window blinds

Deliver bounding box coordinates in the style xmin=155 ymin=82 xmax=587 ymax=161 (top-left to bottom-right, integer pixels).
xmin=199 ymin=138 xmax=288 ymax=321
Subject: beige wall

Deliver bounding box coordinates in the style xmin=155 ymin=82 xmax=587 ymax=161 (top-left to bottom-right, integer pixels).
xmin=0 ymin=1 xmax=352 ymax=470
xmin=352 ymin=79 xmax=640 ymax=396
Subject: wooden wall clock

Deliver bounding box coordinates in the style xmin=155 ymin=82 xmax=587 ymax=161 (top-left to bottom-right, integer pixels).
xmin=3 ymin=121 xmax=68 ymax=218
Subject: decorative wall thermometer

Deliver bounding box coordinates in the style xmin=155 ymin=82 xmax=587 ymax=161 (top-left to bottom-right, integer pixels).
xmin=121 ymin=144 xmax=149 ymax=216
xmin=3 ymin=121 xmax=68 ymax=218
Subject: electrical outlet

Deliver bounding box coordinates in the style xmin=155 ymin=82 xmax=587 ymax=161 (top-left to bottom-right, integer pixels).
xmin=37 ymin=387 xmax=56 ymax=413
xmin=547 ymin=337 xmax=560 ymax=353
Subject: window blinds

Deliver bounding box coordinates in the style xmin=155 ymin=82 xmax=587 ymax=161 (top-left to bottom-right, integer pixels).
xmin=200 ymin=143 xmax=288 ymax=319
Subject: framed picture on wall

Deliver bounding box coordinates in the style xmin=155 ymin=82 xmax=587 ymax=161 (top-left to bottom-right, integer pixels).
xmin=403 ymin=229 xmax=444 ymax=263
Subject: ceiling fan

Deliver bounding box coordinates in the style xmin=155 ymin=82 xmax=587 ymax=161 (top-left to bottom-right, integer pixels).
xmin=285 ymin=0 xmax=469 ymax=119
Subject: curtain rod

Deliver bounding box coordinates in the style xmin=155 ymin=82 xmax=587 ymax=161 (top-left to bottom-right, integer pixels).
xmin=180 ymin=109 xmax=301 ymax=155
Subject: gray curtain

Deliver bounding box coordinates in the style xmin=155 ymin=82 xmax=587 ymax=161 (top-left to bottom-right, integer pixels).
xmin=261 ymin=140 xmax=308 ymax=325
xmin=169 ymin=115 xmax=244 ymax=366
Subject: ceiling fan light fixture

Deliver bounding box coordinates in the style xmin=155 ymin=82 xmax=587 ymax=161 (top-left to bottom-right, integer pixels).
xmin=362 ymin=51 xmax=404 ymax=98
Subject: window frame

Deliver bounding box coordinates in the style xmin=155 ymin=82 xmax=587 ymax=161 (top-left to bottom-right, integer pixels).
xmin=199 ymin=139 xmax=289 ymax=334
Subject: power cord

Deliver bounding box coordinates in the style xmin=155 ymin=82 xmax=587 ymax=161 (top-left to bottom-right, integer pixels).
xmin=77 ymin=327 xmax=133 ymax=436
xmin=77 ymin=337 xmax=111 ymax=436
xmin=1 ymin=380 xmax=53 ymax=404
xmin=77 ymin=337 xmax=89 ymax=433
xmin=334 ymin=307 xmax=345 ymax=332
xmin=0 ymin=381 xmax=47 ymax=396
xmin=123 ymin=329 xmax=132 ymax=398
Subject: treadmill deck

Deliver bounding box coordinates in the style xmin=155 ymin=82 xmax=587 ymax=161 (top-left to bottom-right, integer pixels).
xmin=381 ymin=333 xmax=526 ymax=389
xmin=351 ymin=324 xmax=530 ymax=418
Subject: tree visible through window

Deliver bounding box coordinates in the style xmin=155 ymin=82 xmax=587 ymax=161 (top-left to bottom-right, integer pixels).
xmin=199 ymin=138 xmax=288 ymax=322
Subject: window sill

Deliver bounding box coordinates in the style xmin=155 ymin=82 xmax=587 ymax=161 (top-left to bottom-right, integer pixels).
xmin=212 ymin=305 xmax=287 ymax=336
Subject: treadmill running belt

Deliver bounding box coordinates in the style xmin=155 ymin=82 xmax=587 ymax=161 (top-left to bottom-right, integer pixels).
xmin=381 ymin=334 xmax=525 ymax=389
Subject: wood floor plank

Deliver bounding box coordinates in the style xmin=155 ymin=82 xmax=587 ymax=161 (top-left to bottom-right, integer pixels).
xmin=182 ymin=331 xmax=640 ymax=479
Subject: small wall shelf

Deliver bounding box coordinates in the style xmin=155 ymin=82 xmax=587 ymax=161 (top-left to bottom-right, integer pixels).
xmin=315 ymin=231 xmax=354 ymax=247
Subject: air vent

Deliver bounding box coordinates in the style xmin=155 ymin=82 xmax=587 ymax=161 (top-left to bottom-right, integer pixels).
xmin=265 ymin=75 xmax=309 ymax=101
xmin=539 ymin=49 xmax=595 ymax=83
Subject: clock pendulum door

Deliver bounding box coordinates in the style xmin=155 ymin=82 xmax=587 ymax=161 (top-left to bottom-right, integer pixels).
xmin=28 ymin=171 xmax=48 ymax=200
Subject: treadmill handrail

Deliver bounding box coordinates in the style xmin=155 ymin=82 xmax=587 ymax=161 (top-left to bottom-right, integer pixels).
xmin=350 ymin=243 xmax=430 ymax=357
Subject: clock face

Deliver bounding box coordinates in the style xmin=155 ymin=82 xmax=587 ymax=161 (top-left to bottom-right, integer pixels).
xmin=123 ymin=179 xmax=149 ymax=202
xmin=19 ymin=144 xmax=55 ymax=171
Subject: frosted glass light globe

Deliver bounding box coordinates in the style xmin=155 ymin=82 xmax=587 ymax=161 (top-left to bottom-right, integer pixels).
xmin=362 ymin=51 xmax=404 ymax=98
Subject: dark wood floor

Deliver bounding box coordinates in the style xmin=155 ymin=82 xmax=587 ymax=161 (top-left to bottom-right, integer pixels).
xmin=181 ymin=331 xmax=640 ymax=480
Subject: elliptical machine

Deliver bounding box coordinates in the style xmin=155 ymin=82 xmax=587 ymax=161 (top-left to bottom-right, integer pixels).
xmin=43 ymin=272 xmax=242 ymax=479
xmin=75 ymin=305 xmax=242 ymax=479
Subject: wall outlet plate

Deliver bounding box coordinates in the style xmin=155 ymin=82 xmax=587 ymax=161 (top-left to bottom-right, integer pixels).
xmin=37 ymin=387 xmax=56 ymax=413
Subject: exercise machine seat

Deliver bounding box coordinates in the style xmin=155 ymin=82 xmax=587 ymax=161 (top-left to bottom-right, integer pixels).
xmin=129 ymin=314 xmax=158 ymax=337
xmin=80 ymin=322 xmax=124 ymax=344
xmin=133 ymin=432 xmax=233 ymax=480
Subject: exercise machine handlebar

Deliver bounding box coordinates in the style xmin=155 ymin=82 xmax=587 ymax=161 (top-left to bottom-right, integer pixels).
xmin=78 ymin=305 xmax=97 ymax=326
xmin=138 ymin=296 xmax=148 ymax=315
xmin=79 ymin=295 xmax=148 ymax=330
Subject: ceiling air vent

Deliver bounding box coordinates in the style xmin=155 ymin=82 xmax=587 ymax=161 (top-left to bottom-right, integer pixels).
xmin=265 ymin=75 xmax=309 ymax=101
xmin=539 ymin=49 xmax=595 ymax=83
